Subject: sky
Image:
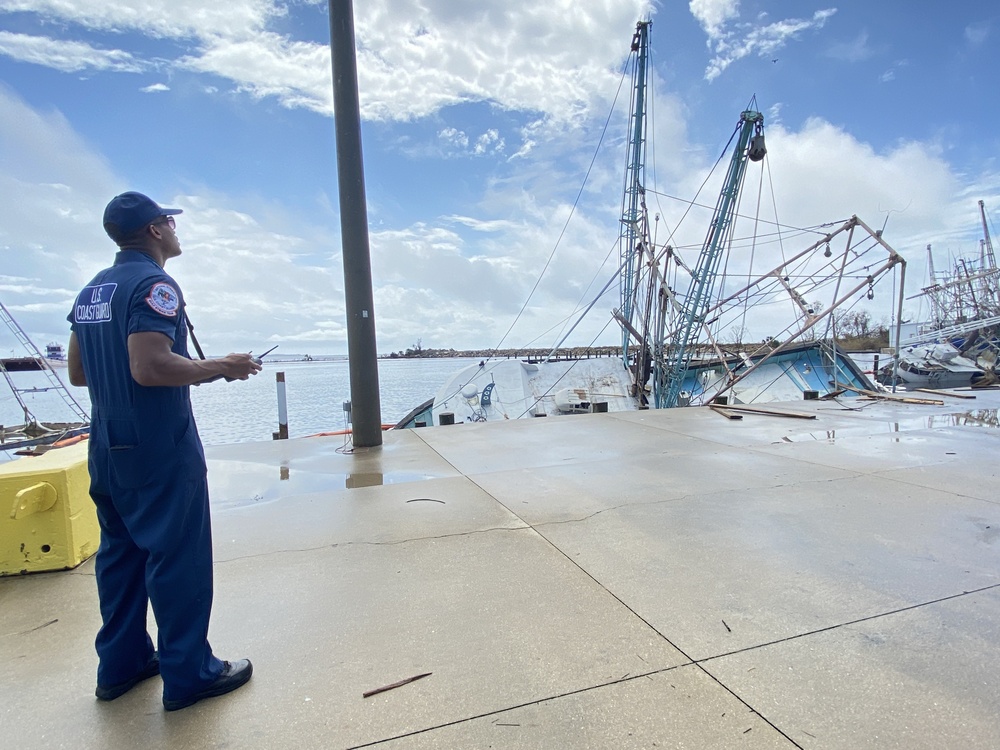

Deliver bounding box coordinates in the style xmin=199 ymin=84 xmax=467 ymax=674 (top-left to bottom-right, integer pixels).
xmin=1 ymin=0 xmax=999 ymax=357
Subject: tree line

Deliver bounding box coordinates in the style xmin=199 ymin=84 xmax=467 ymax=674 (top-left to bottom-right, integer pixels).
xmin=387 ymin=315 xmax=891 ymax=360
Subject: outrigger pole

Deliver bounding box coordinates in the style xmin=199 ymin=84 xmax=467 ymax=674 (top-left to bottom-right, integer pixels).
xmin=329 ymin=0 xmax=383 ymax=447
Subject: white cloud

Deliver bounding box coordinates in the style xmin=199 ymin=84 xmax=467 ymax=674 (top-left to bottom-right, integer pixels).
xmin=178 ymin=32 xmax=333 ymax=113
xmin=689 ymin=0 xmax=739 ymax=39
xmin=167 ymin=197 xmax=348 ymax=351
xmin=0 ymin=31 xmax=145 ymax=73
xmin=763 ymin=119 xmax=962 ymax=236
xmin=140 ymin=82 xmax=169 ymax=92
xmin=0 ymin=86 xmax=120 ymax=347
xmin=438 ymin=127 xmax=469 ymax=150
xmin=878 ymin=59 xmax=907 ymax=84
xmin=353 ymin=1 xmax=654 ymax=125
xmin=0 ymin=0 xmax=654 ymax=127
xmin=474 ymin=129 xmax=504 ymax=156
xmin=692 ymin=5 xmax=837 ymax=81
xmin=432 ymin=127 xmax=505 ymax=158
xmin=965 ymin=22 xmax=990 ymax=48
xmin=0 ymin=0 xmax=281 ymax=40
xmin=0 ymin=85 xmax=347 ymax=354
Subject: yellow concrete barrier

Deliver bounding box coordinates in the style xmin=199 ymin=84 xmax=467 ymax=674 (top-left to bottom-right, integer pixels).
xmin=0 ymin=442 xmax=99 ymax=575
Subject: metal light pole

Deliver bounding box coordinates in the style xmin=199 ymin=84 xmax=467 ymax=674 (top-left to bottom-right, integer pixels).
xmin=329 ymin=0 xmax=382 ymax=447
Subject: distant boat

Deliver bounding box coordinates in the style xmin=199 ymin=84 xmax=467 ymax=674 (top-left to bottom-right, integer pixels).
xmin=880 ymin=342 xmax=992 ymax=389
xmin=45 ymin=342 xmax=68 ymax=367
xmin=880 ymin=201 xmax=1000 ymax=389
xmin=398 ymin=21 xmax=903 ymax=428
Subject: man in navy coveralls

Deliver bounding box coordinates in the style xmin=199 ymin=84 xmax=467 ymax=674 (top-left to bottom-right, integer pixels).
xmin=67 ymin=192 xmax=261 ymax=710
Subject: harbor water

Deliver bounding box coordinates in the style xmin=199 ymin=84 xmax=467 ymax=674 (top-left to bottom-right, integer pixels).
xmin=2 ymin=351 xmax=886 ymax=455
xmin=1 ymin=357 xmax=487 ymax=451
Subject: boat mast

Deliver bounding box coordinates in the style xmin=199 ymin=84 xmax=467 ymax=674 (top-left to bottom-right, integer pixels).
xmin=618 ymin=20 xmax=651 ymax=364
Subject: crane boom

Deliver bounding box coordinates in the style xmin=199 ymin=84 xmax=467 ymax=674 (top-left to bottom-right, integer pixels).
xmin=979 ymin=200 xmax=997 ymax=270
xmin=655 ymin=110 xmax=766 ymax=408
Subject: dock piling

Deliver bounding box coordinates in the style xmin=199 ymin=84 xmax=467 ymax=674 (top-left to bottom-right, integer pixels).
xmin=274 ymin=372 xmax=289 ymax=440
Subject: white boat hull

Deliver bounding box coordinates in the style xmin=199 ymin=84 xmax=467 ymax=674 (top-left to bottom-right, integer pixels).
xmin=413 ymin=345 xmax=875 ymax=427
xmin=880 ymin=343 xmax=988 ymax=389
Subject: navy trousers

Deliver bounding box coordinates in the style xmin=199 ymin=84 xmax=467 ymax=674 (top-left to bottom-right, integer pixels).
xmin=91 ymin=470 xmax=224 ymax=700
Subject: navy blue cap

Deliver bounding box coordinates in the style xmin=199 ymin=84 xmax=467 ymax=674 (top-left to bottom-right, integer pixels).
xmin=103 ymin=192 xmax=182 ymax=242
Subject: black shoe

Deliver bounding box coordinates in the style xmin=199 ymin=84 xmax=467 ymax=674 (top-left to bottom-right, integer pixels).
xmin=96 ymin=652 xmax=160 ymax=701
xmin=162 ymin=659 xmax=253 ymax=711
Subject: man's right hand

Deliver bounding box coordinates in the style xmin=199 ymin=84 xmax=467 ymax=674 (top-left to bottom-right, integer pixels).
xmin=217 ymin=352 xmax=263 ymax=381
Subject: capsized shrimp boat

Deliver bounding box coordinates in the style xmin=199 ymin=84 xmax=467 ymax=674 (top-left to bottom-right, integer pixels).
xmin=398 ymin=21 xmax=905 ymax=428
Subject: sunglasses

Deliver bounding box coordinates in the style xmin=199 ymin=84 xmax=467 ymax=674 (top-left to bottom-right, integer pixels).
xmin=152 ymin=216 xmax=176 ymax=230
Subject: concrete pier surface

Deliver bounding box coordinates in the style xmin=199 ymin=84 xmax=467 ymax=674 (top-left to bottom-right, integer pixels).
xmin=2 ymin=390 xmax=999 ymax=748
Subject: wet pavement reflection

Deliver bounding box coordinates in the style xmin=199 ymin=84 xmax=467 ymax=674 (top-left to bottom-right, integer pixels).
xmin=781 ymin=409 xmax=999 ymax=443
xmin=207 ymin=459 xmax=437 ymax=508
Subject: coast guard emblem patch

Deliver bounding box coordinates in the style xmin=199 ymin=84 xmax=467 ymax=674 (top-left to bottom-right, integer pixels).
xmin=146 ymin=282 xmax=180 ymax=317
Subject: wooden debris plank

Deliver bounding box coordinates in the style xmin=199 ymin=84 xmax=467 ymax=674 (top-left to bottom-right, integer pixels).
xmin=709 ymin=405 xmax=743 ymax=420
xmin=712 ymin=404 xmax=816 ymax=420
xmin=835 ymin=383 xmax=944 ymax=405
xmin=913 ymin=388 xmax=977 ymax=400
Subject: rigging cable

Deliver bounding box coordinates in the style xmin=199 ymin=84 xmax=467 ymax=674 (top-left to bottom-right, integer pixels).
xmin=486 ymin=56 xmax=632 ymax=362
xmin=660 ymin=122 xmax=740 ymax=274
xmin=734 ymin=155 xmax=766 ymax=342
xmin=645 ymin=189 xmax=840 ymax=240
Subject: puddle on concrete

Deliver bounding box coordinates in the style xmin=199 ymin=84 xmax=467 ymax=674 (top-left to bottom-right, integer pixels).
xmin=780 ymin=409 xmax=999 ymax=443
xmin=207 ymin=460 xmax=436 ymax=508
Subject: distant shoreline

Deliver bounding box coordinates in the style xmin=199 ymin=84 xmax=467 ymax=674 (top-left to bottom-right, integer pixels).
xmin=262 ymin=339 xmax=884 ymax=363
xmin=259 ymin=347 xmax=623 ymax=362
xmin=381 ymin=346 xmax=622 ymax=360
xmin=380 ymin=339 xmax=884 ymax=360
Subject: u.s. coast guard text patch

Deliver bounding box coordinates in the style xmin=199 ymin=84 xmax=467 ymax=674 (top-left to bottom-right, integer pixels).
xmin=146 ymin=282 xmax=180 ymax=317
xmin=75 ymin=283 xmax=117 ymax=324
